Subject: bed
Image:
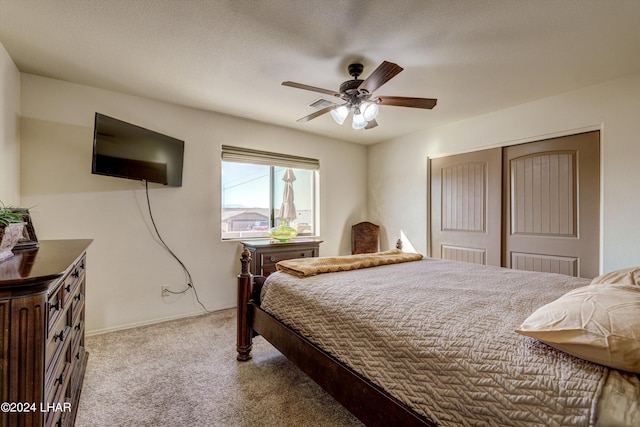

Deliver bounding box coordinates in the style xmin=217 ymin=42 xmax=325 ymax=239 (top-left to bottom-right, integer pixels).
xmin=236 ymin=249 xmax=640 ymax=426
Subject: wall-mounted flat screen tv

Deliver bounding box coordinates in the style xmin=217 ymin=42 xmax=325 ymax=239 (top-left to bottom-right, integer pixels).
xmin=92 ymin=113 xmax=184 ymax=187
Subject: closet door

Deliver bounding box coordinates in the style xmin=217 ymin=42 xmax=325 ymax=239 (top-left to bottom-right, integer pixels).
xmin=430 ymin=148 xmax=502 ymax=265
xmin=503 ymin=131 xmax=600 ymax=278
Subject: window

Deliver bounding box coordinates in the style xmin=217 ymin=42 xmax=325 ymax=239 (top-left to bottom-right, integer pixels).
xmin=221 ymin=145 xmax=319 ymax=240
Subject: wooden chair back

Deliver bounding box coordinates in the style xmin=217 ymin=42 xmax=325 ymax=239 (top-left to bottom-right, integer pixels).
xmin=351 ymin=221 xmax=380 ymax=254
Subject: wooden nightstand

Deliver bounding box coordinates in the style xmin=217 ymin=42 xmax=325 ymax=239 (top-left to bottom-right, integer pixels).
xmin=241 ymin=239 xmax=322 ymax=277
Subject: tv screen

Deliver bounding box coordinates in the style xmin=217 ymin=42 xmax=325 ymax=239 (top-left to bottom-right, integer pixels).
xmin=92 ymin=113 xmax=184 ymax=187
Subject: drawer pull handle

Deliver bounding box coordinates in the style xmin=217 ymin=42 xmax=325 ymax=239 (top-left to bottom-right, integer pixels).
xmin=72 ymin=270 xmax=80 ymax=278
xmin=65 ymin=283 xmax=72 ymax=293
xmin=54 ymin=330 xmax=65 ymax=342
xmin=75 ymin=321 xmax=83 ymax=331
xmin=75 ymin=350 xmax=81 ymax=360
xmin=55 ymin=372 xmax=65 ymax=385
xmin=269 ymin=256 xmax=276 ymax=262
xmin=74 ymin=292 xmax=83 ymax=302
xmin=301 ymin=253 xmax=307 ymax=257
xmin=49 ymin=300 xmax=60 ymax=312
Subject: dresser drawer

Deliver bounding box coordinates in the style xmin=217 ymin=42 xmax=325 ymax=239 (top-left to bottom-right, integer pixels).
xmin=70 ymin=327 xmax=83 ymax=373
xmin=61 ymin=274 xmax=78 ymax=305
xmin=45 ymin=338 xmax=71 ymax=405
xmin=44 ymin=358 xmax=71 ymax=427
xmin=47 ymin=288 xmax=65 ymax=334
xmin=70 ymin=307 xmax=84 ymax=363
xmin=45 ymin=313 xmax=70 ymax=374
xmin=69 ymin=282 xmax=84 ymax=322
xmin=45 ymin=329 xmax=71 ymax=392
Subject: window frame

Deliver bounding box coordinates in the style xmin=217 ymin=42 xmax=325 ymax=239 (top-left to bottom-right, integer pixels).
xmin=221 ymin=145 xmax=319 ymax=241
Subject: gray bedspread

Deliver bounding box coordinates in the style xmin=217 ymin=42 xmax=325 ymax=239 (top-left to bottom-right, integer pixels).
xmin=260 ymin=258 xmax=608 ymax=426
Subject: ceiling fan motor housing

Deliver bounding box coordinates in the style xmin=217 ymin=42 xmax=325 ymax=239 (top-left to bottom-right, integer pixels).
xmin=341 ymin=63 xmax=367 ymax=97
xmin=339 ymin=79 xmax=364 ymax=95
xmin=347 ymin=63 xmax=364 ymax=78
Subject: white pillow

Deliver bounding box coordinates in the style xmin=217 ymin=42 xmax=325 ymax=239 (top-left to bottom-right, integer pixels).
xmin=591 ymin=267 xmax=640 ymax=286
xmin=516 ymin=284 xmax=640 ymax=373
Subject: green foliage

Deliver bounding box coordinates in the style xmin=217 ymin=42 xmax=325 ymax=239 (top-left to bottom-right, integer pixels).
xmin=0 ymin=202 xmax=24 ymax=227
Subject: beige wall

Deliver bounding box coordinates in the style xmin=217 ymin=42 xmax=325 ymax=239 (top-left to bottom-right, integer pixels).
xmin=369 ymin=71 xmax=640 ymax=273
xmin=7 ymin=37 xmax=639 ymax=333
xmin=19 ymin=74 xmax=367 ymax=334
xmin=0 ymin=42 xmax=20 ymax=204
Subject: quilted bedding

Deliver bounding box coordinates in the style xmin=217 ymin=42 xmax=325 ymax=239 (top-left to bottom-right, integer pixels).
xmin=260 ymin=258 xmax=611 ymax=426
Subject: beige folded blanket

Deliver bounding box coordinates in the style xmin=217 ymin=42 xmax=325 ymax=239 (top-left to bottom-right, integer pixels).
xmin=275 ymin=249 xmax=424 ymax=278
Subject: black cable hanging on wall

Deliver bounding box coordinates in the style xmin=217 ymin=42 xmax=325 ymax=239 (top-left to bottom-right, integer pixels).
xmin=143 ymin=180 xmax=211 ymax=313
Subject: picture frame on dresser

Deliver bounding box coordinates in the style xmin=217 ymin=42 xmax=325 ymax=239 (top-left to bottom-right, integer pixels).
xmin=11 ymin=208 xmax=39 ymax=249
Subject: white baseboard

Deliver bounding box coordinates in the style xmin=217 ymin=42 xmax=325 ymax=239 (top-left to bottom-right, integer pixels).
xmin=86 ymin=304 xmax=236 ymax=336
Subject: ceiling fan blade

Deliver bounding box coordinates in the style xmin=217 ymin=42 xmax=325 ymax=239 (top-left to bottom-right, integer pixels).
xmin=296 ymin=104 xmax=340 ymax=123
xmin=365 ymin=119 xmax=378 ymax=130
xmin=377 ymin=96 xmax=437 ymax=109
xmin=282 ymin=81 xmax=341 ymax=97
xmin=357 ymin=61 xmax=404 ymax=94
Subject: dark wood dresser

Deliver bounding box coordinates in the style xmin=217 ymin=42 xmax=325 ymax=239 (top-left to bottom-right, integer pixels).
xmin=241 ymin=239 xmax=322 ymax=277
xmin=0 ymin=239 xmax=92 ymax=427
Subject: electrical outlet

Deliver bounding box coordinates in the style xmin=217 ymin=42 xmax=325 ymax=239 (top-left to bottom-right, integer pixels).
xmin=161 ymin=285 xmax=170 ymax=297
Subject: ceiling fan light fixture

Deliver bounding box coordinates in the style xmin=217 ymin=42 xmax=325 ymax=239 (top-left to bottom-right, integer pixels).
xmin=352 ymin=107 xmax=368 ymax=129
xmin=330 ymin=105 xmax=349 ymax=125
xmin=362 ymin=102 xmax=379 ymax=121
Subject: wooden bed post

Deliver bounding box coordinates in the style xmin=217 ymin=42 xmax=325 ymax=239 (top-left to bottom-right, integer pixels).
xmin=237 ymin=248 xmax=253 ymax=361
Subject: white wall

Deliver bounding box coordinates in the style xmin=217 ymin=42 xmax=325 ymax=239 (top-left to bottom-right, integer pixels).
xmin=0 ymin=42 xmax=20 ymax=204
xmin=20 ymin=74 xmax=367 ymax=334
xmin=369 ymin=72 xmax=640 ymax=273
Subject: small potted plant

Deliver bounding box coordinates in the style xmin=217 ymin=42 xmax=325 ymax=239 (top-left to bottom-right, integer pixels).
xmin=0 ymin=202 xmax=25 ymax=262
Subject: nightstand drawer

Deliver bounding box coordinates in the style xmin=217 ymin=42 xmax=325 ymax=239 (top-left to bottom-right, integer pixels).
xmin=261 ymin=249 xmax=315 ymax=274
xmin=261 ymin=248 xmax=315 ymax=264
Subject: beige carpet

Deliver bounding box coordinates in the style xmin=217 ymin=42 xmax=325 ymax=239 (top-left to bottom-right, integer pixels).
xmin=76 ymin=308 xmax=362 ymax=427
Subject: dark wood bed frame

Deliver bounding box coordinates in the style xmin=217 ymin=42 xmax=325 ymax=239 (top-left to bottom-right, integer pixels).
xmin=236 ymin=248 xmax=435 ymax=427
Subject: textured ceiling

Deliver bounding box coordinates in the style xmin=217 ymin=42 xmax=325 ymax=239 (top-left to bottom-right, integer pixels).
xmin=2 ymin=0 xmax=640 ymax=145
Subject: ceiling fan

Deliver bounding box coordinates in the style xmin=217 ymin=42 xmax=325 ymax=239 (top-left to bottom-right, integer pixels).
xmin=282 ymin=61 xmax=437 ymax=130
